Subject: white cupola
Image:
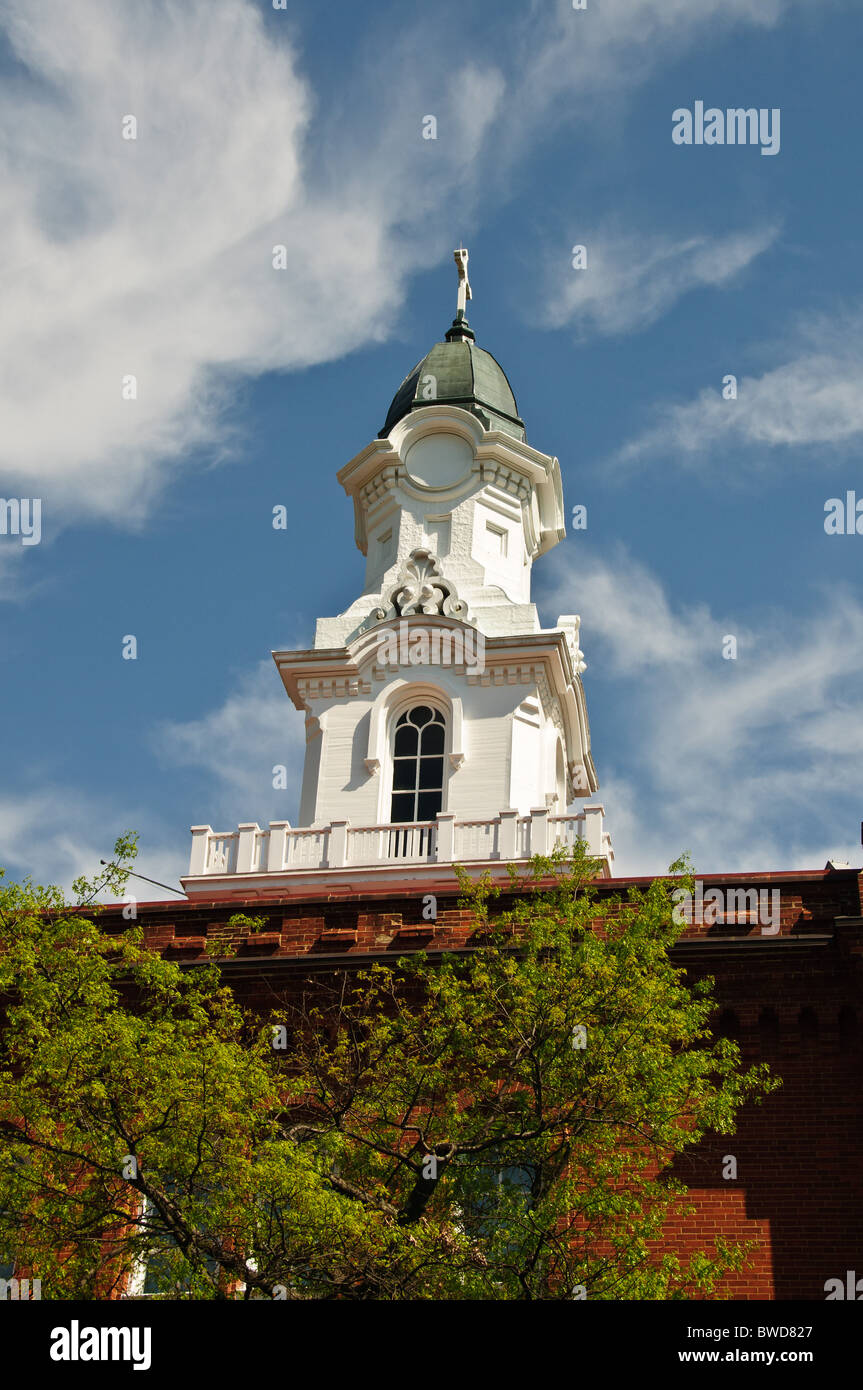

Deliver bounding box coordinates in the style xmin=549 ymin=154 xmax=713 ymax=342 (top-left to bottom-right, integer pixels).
xmin=184 ymin=251 xmax=612 ymax=892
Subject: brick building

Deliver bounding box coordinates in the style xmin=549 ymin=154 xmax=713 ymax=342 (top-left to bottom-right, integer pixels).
xmin=99 ymin=862 xmax=863 ymax=1301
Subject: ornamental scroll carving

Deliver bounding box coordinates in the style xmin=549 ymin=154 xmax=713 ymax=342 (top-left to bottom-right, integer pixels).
xmin=369 ymin=548 xmax=469 ymax=624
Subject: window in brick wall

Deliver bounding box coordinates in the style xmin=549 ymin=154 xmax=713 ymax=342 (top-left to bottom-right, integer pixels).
xmin=247 ymin=1196 xmax=316 ymax=1298
xmin=452 ymin=1148 xmax=537 ymax=1259
xmin=717 ymin=1009 xmax=742 ymax=1042
xmin=839 ymin=1007 xmax=858 ymax=1054
xmin=126 ymin=1190 xmax=220 ymax=1299
xmin=758 ymin=1009 xmax=780 ymax=1052
xmin=799 ymin=1008 xmax=819 ymax=1046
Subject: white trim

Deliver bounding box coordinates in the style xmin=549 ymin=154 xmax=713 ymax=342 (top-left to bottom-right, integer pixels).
xmin=365 ymin=678 xmax=465 ymax=782
xmin=378 ymin=688 xmax=451 ymax=825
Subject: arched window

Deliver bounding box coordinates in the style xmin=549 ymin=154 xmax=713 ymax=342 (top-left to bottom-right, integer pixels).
xmin=717 ymin=1009 xmax=742 ymax=1042
xmin=390 ymin=705 xmax=446 ymax=823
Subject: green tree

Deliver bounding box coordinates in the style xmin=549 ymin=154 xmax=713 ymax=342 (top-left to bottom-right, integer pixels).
xmin=0 ymin=837 xmax=778 ymax=1300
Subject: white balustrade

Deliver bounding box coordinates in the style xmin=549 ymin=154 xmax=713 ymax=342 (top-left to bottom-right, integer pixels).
xmin=285 ymin=828 xmax=329 ymax=869
xmin=386 ymin=822 xmax=436 ymax=861
xmin=188 ymin=807 xmax=610 ymax=878
xmin=267 ymin=822 xmax=290 ymax=872
xmin=346 ymin=825 xmax=387 ymax=863
xmin=453 ymin=819 xmax=499 ymax=861
xmin=206 ymin=833 xmax=238 ymax=875
xmin=349 ymin=822 xmax=436 ymax=863
xmin=517 ymin=817 xmax=531 ymax=856
xmin=548 ymin=814 xmax=583 ymax=848
xmin=253 ymin=830 xmax=269 ymax=872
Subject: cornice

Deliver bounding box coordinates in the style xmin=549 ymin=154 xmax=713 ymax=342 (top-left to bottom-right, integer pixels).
xmin=273 ymin=625 xmax=599 ymax=795
xmin=336 ymin=407 xmax=565 ymax=557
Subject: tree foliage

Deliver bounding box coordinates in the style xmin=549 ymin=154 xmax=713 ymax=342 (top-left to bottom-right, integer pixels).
xmin=0 ymin=837 xmax=778 ymax=1299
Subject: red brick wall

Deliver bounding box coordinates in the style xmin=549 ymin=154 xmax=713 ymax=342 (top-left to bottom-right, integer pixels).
xmin=96 ymin=865 xmax=863 ymax=1301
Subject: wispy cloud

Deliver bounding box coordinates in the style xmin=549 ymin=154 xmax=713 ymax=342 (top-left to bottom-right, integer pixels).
xmin=0 ymin=0 xmax=818 ymax=544
xmin=0 ymin=0 xmax=504 ymax=533
xmin=617 ymin=304 xmax=863 ymax=469
xmin=539 ymin=224 xmax=779 ymax=340
xmin=496 ymin=0 xmax=792 ymax=162
xmin=0 ymin=789 xmax=187 ymax=901
xmin=544 ymin=544 xmax=863 ymax=874
xmin=1 ymin=660 xmax=305 ymax=896
xmin=156 ymin=660 xmax=305 ymax=828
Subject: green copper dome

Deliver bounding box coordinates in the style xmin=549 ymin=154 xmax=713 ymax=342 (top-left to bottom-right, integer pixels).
xmin=379 ymin=313 xmax=526 ymax=442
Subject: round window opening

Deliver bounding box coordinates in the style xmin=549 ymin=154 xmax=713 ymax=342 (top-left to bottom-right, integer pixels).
xmin=404 ymin=433 xmax=473 ymax=489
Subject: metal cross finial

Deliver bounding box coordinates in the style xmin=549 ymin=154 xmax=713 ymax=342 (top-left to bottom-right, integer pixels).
xmin=454 ymin=246 xmax=471 ymax=315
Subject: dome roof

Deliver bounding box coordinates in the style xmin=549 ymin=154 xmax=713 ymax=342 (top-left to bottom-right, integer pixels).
xmin=379 ymin=313 xmax=526 ymax=442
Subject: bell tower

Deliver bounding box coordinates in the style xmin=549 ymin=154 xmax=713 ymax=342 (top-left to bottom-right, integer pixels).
xmin=185 ymin=252 xmax=612 ymax=891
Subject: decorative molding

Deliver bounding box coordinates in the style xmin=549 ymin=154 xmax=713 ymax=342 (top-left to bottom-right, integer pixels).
xmin=466 ymin=662 xmax=544 ymax=688
xmin=297 ymin=676 xmax=372 ymax=700
xmin=533 ymin=669 xmax=554 ymax=719
xmin=360 ymin=465 xmax=401 ymax=508
xmin=370 ymin=548 xmax=470 ymax=624
xmin=557 ymin=614 xmax=587 ymax=675
xmin=365 ymin=678 xmax=466 ymax=786
xmin=480 ymin=460 xmax=531 ymax=502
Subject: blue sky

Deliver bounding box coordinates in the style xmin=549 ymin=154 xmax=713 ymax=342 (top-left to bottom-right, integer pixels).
xmin=1 ymin=0 xmax=862 ymax=892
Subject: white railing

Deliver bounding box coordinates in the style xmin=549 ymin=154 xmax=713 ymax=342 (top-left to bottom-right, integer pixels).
xmin=252 ymin=829 xmax=268 ymax=873
xmin=188 ymin=805 xmax=612 ymax=879
xmin=205 ymin=833 xmax=238 ymax=875
xmin=349 ymin=822 xmax=436 ymax=863
xmin=453 ymin=819 xmax=498 ymax=861
xmin=517 ymin=817 xmax=531 ymax=857
xmin=548 ymin=815 xmax=582 ymax=848
xmin=285 ymin=828 xmax=329 ymax=870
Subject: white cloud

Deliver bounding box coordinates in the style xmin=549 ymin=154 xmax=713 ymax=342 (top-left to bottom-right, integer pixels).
xmin=618 ymin=305 xmax=863 ymax=469
xmin=540 ymin=224 xmax=778 ymax=339
xmin=1 ymin=660 xmax=305 ymax=897
xmin=156 ymin=660 xmax=306 ymax=827
xmin=545 ymin=545 xmax=863 ymax=875
xmin=498 ymin=0 xmax=790 ymax=161
xmin=0 ymin=0 xmax=505 ymax=532
xmin=0 ymin=789 xmax=187 ymax=901
xmin=0 ymin=0 xmax=822 ymax=544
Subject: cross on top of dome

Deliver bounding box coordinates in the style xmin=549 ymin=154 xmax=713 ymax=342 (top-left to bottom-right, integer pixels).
xmin=454 ymin=246 xmax=472 ymax=317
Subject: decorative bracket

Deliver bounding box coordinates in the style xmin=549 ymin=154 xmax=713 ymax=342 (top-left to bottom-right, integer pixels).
xmin=557 ymin=613 xmax=587 ymax=675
